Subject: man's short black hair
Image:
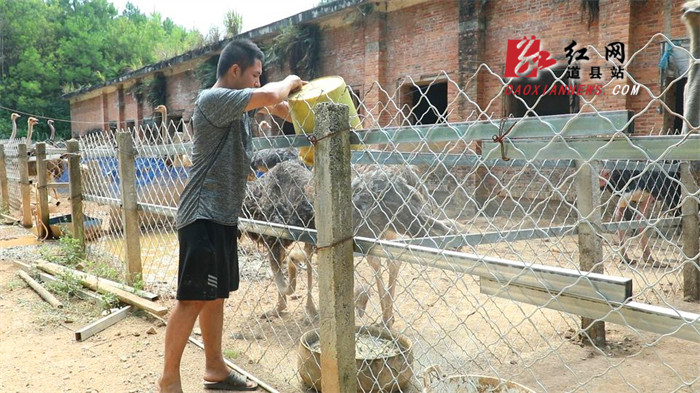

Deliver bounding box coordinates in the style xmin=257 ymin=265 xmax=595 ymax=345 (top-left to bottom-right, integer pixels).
xmin=217 ymin=39 xmax=264 ymax=80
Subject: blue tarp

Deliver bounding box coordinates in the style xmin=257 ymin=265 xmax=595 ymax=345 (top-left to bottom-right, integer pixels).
xmin=71 ymin=157 xmax=189 ymax=194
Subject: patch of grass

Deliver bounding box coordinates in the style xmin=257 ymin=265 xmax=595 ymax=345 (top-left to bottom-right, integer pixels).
xmin=45 ymin=270 xmax=82 ymax=300
xmin=84 ymin=259 xmax=122 ymax=282
xmin=40 ymin=234 xmax=84 ymax=267
xmin=131 ymin=273 xmax=144 ymax=292
xmin=100 ymin=292 xmax=120 ymax=311
xmin=223 ymin=349 xmax=240 ymax=360
xmin=5 ymin=277 xmax=26 ymax=291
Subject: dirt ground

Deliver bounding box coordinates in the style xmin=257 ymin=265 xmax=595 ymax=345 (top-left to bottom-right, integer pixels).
xmin=1 ymin=219 xmax=699 ymax=393
xmin=0 ymin=224 xmax=216 ymax=393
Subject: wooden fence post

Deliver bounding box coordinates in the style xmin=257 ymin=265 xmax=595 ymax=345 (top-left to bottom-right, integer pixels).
xmin=680 ymin=162 xmax=700 ymax=300
xmin=35 ymin=142 xmax=50 ymax=239
xmin=575 ymin=160 xmax=606 ymax=346
xmin=0 ymin=145 xmax=9 ymax=213
xmin=18 ymin=143 xmax=32 ymax=228
xmin=313 ymin=102 xmax=357 ymax=393
xmin=116 ymin=132 xmax=142 ymax=284
xmin=67 ymin=140 xmax=85 ymax=248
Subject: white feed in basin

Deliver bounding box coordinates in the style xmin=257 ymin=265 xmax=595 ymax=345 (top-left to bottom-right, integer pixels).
xmin=298 ymin=326 xmax=413 ymax=392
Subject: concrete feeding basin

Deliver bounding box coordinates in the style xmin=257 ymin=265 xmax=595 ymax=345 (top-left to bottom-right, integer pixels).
xmin=423 ymin=365 xmax=535 ymax=393
xmin=298 ymin=325 xmax=413 ymax=392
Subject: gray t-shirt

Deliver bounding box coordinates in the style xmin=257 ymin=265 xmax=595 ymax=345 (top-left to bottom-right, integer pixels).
xmin=177 ymin=87 xmax=255 ymax=229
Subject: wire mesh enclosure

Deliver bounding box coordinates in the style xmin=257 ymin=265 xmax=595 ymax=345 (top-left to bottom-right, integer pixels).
xmin=0 ymin=33 xmax=698 ymax=393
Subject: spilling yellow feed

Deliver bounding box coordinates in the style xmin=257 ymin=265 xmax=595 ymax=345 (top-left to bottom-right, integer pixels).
xmin=287 ymin=76 xmax=362 ymax=166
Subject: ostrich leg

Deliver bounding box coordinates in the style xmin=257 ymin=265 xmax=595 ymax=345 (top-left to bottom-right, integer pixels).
xmin=367 ymin=255 xmax=396 ymax=329
xmin=303 ymin=242 xmax=317 ymax=318
xmin=261 ymin=240 xmax=289 ymax=318
xmin=384 ymin=258 xmax=402 ymax=328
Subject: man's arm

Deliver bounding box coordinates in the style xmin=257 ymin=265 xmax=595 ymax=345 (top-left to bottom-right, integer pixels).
xmin=245 ymin=75 xmax=304 ymax=112
xmin=259 ymin=101 xmax=292 ymax=122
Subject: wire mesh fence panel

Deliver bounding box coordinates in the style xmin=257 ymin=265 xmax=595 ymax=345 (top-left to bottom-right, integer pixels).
xmin=79 ymin=132 xmax=127 ymax=280
xmin=3 ymin=139 xmax=23 ymax=217
xmin=221 ymin=34 xmax=699 ymax=393
xmin=131 ymin=120 xmax=191 ymax=295
xmin=42 ymin=32 xmax=700 ymax=393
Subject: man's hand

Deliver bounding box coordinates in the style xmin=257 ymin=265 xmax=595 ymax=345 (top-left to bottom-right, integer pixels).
xmin=285 ymin=75 xmax=307 ymax=94
xmin=246 ymin=75 xmax=307 ymax=112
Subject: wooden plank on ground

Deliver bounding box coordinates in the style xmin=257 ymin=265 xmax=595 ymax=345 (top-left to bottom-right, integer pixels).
xmin=75 ymin=306 xmax=131 ymax=342
xmin=37 ymin=262 xmax=168 ymax=316
xmin=17 ymin=270 xmax=63 ymax=308
xmin=12 ymin=260 xmax=103 ymax=303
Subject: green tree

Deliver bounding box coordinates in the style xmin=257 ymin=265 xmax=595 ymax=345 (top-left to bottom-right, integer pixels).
xmin=0 ymin=0 xmax=203 ymax=139
xmin=224 ymin=10 xmax=243 ymax=38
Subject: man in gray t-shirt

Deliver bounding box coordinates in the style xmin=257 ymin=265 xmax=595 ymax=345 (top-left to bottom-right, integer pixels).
xmin=158 ymin=39 xmax=304 ymax=393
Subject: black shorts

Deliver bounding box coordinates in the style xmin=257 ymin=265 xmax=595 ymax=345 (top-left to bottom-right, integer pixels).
xmin=177 ymin=220 xmax=239 ymax=300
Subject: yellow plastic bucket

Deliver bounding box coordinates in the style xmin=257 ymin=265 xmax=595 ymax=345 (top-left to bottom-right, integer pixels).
xmin=288 ymin=76 xmax=362 ymax=166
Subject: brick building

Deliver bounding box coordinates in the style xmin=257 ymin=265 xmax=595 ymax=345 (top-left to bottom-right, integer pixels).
xmin=64 ymin=0 xmax=691 ymax=137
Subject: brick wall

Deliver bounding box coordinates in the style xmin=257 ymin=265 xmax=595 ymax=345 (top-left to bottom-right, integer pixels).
xmin=69 ymin=95 xmax=104 ymax=136
xmin=628 ymin=0 xmax=687 ymax=134
xmin=123 ymin=91 xmax=138 ymax=126
xmin=166 ymin=69 xmax=200 ymax=122
xmin=70 ymin=1 xmax=690 ymax=135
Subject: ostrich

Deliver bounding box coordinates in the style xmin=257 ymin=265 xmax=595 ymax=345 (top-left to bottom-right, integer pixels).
xmin=600 ymin=168 xmax=681 ymax=266
xmin=154 ymin=104 xmax=190 ymax=168
xmin=683 ymin=1 xmax=700 ymax=136
xmin=9 ymin=113 xmax=20 ymax=141
xmin=242 ymin=155 xmax=460 ymax=327
xmin=154 ymin=104 xmax=168 ymax=143
xmin=26 ymin=117 xmax=39 ymax=147
xmin=45 ymin=119 xmax=67 ymax=148
xmin=242 ymin=159 xmax=317 ymax=319
xmin=48 ymin=119 xmax=56 ymax=143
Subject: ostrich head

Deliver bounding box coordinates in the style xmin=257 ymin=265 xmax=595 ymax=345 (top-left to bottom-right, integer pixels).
xmin=10 ymin=113 xmax=20 ymax=140
xmin=154 ymin=104 xmax=168 ymax=120
xmin=684 ymin=1 xmax=700 ymax=48
xmin=27 ymin=117 xmax=39 ymax=128
xmin=27 ymin=117 xmax=39 ymax=144
xmin=683 ymin=1 xmax=700 ymax=22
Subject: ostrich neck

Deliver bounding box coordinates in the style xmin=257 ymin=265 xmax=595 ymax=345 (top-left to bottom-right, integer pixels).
xmin=690 ymin=24 xmax=700 ymax=58
xmin=683 ymin=24 xmax=700 ymax=132
xmin=11 ymin=122 xmax=17 ymax=139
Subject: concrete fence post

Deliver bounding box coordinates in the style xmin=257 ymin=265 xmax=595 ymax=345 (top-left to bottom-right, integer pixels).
xmin=680 ymin=162 xmax=700 ymax=300
xmin=117 ymin=132 xmax=142 ymax=284
xmin=66 ymin=140 xmax=85 ymax=248
xmin=312 ymin=102 xmax=357 ymax=393
xmin=575 ymin=160 xmax=606 ymax=346
xmin=35 ymin=142 xmax=50 ymax=239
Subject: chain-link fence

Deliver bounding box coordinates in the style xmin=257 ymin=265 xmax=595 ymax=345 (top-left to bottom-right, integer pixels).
xmin=2 ymin=138 xmax=22 ymax=215
xmin=0 ymin=33 xmax=698 ymax=393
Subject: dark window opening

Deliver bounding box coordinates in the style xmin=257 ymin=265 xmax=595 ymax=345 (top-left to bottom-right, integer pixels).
xmin=282 ymin=121 xmax=296 ymax=136
xmin=506 ymin=69 xmax=571 ymax=118
xmin=408 ymin=82 xmax=448 ymax=125
xmin=169 ymin=115 xmax=183 ymax=133
xmin=663 ymin=77 xmax=686 ymax=135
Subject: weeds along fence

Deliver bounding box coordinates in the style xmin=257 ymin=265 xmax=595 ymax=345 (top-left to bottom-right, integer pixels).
xmin=1 ymin=50 xmax=700 ymax=393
